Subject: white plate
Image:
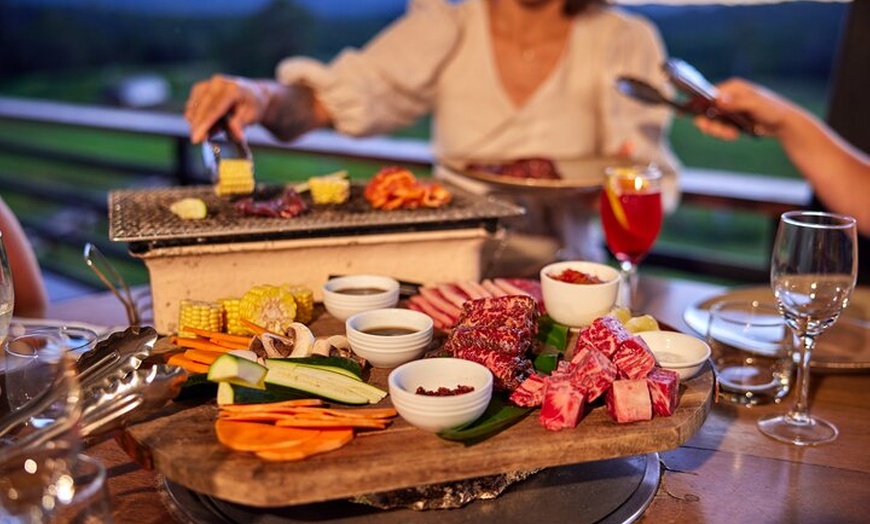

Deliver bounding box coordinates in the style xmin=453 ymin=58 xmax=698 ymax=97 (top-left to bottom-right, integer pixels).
xmin=442 ymin=157 xmax=678 ymax=195
xmin=441 ymin=157 xmax=614 ymax=193
xmin=683 ymin=285 xmax=870 ymax=372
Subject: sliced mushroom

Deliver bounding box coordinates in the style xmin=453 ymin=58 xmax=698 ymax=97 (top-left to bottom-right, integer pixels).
xmin=313 ymin=335 xmax=351 ymax=357
xmin=260 ymin=331 xmax=297 ymax=358
xmin=287 ymin=323 xmax=316 ymax=358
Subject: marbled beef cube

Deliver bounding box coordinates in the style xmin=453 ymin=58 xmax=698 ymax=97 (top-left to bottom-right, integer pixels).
xmin=445 ymin=326 xmax=532 ymax=357
xmin=575 ymin=316 xmax=632 ymax=358
xmin=605 ymin=379 xmax=652 ymax=423
xmin=539 ymin=373 xmax=585 ymax=431
xmin=647 ymin=367 xmax=680 ymax=417
xmin=455 ymin=295 xmax=538 ymax=334
xmin=509 ymin=373 xmax=547 ymax=407
xmin=569 ymin=347 xmax=617 ymax=402
xmin=611 ymin=335 xmax=656 ymax=379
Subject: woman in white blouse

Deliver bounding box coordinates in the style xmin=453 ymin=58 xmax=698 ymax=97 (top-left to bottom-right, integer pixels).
xmin=185 ymin=0 xmax=678 ymax=267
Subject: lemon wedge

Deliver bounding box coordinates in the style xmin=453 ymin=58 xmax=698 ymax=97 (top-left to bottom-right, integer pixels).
xmin=604 ymin=175 xmax=630 ymax=230
xmin=625 ymin=314 xmax=660 ymax=333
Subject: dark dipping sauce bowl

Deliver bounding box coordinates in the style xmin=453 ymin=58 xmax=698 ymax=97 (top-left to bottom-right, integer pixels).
xmin=322 ymin=275 xmax=400 ymax=321
xmin=345 ymin=308 xmax=434 ymax=368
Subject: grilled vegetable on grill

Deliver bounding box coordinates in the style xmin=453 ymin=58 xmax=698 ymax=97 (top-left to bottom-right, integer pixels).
xmin=169 ymin=197 xmax=208 ymax=219
xmin=216 ymin=158 xmax=255 ymax=196
xmin=307 ymin=170 xmax=350 ymax=205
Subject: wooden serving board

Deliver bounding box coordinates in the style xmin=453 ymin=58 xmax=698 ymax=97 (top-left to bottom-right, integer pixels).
xmin=121 ymin=329 xmax=714 ymax=508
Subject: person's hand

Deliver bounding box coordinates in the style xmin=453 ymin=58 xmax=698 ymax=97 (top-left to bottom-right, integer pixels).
xmin=693 ymin=78 xmax=796 ymax=141
xmin=184 ymin=75 xmax=270 ymax=144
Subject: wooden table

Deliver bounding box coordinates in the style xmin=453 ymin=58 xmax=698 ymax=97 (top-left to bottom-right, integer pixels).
xmin=45 ymin=276 xmax=870 ymax=524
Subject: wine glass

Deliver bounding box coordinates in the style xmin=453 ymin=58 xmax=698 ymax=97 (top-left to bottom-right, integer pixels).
xmin=0 ymin=231 xmax=14 ymax=352
xmin=1 ymin=332 xmax=83 ymax=522
xmin=599 ymin=165 xmax=663 ymax=309
xmin=757 ymin=211 xmax=858 ymax=445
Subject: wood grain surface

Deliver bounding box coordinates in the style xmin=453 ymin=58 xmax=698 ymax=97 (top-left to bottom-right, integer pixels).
xmin=120 ymin=360 xmax=713 ymax=508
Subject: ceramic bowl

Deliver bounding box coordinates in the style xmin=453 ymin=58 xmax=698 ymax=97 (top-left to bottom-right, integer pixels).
xmin=638 ymin=330 xmax=711 ymax=380
xmin=388 ymin=357 xmax=493 ymax=432
xmin=345 ymin=308 xmax=433 ymax=368
xmin=322 ymin=275 xmax=400 ymax=321
xmin=540 ymin=260 xmax=620 ymax=327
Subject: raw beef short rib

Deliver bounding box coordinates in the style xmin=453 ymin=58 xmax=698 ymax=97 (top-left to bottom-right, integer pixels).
xmin=647 ymin=367 xmax=680 ymax=416
xmin=606 ymin=379 xmax=653 ymax=423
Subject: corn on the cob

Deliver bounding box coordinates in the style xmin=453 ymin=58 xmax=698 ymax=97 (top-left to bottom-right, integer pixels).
xmin=308 ymin=170 xmax=350 ymax=205
xmin=178 ymin=299 xmax=223 ymax=338
xmin=239 ymin=284 xmax=297 ymax=334
xmin=283 ymin=284 xmax=314 ymax=324
xmin=215 ymin=158 xmax=255 ymax=197
xmin=218 ymin=297 xmax=248 ymax=335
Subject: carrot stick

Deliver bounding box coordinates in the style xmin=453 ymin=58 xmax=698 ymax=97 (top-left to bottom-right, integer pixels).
xmin=184 ymin=348 xmax=225 ymax=366
xmin=181 ymin=327 xmax=254 ymax=346
xmin=208 ymin=338 xmax=251 ymax=350
xmin=218 ymin=413 xmax=303 ymax=423
xmin=171 ymin=336 xmax=234 ymax=354
xmin=218 ymin=399 xmax=325 ymax=412
xmin=167 ymin=353 xmax=210 ymax=374
xmin=273 ymin=417 xmax=389 ymax=429
xmin=240 ymin=318 xmax=268 ymax=336
xmin=289 ymin=407 xmax=399 ymax=419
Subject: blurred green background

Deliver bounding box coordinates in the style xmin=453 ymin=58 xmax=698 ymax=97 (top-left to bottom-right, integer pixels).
xmin=0 ymin=0 xmax=849 ymax=292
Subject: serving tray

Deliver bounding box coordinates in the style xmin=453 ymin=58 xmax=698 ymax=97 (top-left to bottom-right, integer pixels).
xmin=120 ymin=317 xmax=714 ymax=508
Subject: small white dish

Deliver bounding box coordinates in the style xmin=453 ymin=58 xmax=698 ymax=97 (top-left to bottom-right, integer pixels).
xmin=638 ymin=330 xmax=711 ymax=380
xmin=346 ymin=308 xmax=433 ymax=368
xmin=322 ymin=275 xmax=400 ymax=321
xmin=388 ymin=358 xmax=493 ymax=432
xmin=540 ymin=260 xmax=619 ymax=328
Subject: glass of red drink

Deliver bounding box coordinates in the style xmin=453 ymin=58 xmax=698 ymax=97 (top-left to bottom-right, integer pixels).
xmin=599 ymin=165 xmax=663 ymax=308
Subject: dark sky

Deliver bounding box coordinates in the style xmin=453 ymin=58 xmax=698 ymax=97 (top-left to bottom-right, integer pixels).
xmin=8 ymin=0 xmax=408 ymax=17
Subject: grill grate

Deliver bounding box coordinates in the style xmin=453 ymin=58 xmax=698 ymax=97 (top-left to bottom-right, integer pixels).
xmin=109 ymin=184 xmax=523 ymax=250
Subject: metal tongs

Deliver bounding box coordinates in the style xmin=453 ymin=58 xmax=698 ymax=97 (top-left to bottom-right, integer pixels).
xmin=201 ymin=116 xmax=253 ymax=180
xmin=616 ymin=58 xmax=759 ymax=136
xmin=0 ymin=326 xmax=183 ymax=448
xmin=83 ymin=242 xmax=140 ymax=327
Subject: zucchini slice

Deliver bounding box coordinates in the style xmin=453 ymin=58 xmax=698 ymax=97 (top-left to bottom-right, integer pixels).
xmin=208 ymin=353 xmax=268 ymax=390
xmin=265 ymin=359 xmax=387 ymax=405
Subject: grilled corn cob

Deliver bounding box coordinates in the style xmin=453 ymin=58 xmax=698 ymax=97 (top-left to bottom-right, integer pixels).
xmin=307 ymin=170 xmax=350 ymax=205
xmin=215 ymin=158 xmax=255 ymax=197
xmin=218 ymin=297 xmax=248 ymax=335
xmin=178 ymin=300 xmax=223 ymax=338
xmin=239 ymin=284 xmax=297 ymax=334
xmin=284 ymin=284 xmax=314 ymax=324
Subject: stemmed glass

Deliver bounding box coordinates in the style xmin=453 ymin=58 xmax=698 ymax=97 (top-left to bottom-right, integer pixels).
xmin=1 ymin=331 xmax=84 ymax=522
xmin=757 ymin=211 xmax=858 ymax=445
xmin=0 ymin=231 xmax=14 ymax=350
xmin=599 ymin=165 xmax=663 ymax=309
